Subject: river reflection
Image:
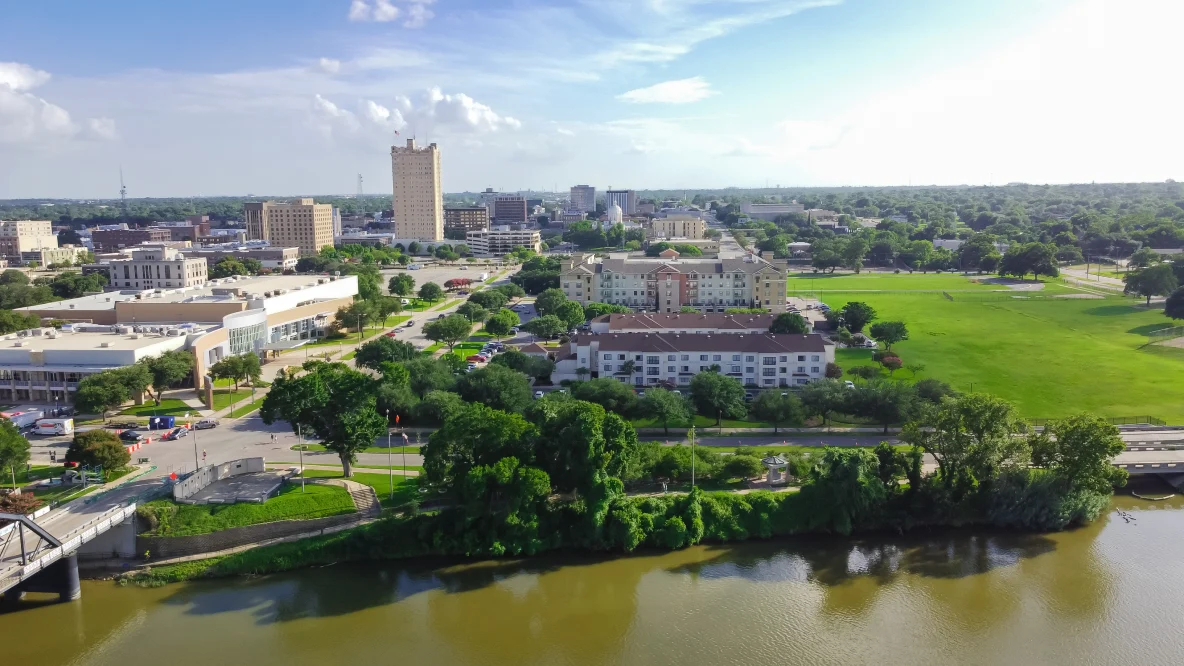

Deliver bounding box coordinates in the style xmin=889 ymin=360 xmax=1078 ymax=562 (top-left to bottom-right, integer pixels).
xmin=3 ymin=495 xmax=1182 ymax=666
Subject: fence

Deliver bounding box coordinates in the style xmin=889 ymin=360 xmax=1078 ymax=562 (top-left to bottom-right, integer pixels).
xmin=1028 ymin=416 xmax=1167 ymax=427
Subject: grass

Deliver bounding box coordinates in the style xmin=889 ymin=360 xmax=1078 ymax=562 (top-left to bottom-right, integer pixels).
xmin=278 ymin=462 xmax=424 ymax=473
xmin=1 ymin=465 xmax=63 ymax=489
xmin=632 ymin=414 xmax=774 ymax=430
xmin=430 ymin=299 xmax=462 ymax=311
xmin=292 ymin=443 xmax=422 ymax=454
xmin=297 ymin=469 xmax=419 ymax=509
xmin=787 ymin=271 xmax=1006 ymax=293
xmin=138 ymin=482 xmax=356 ymax=537
xmin=227 ymin=397 xmax=266 ymax=418
xmin=211 ymin=389 xmax=254 ymax=411
xmin=821 ymin=289 xmax=1184 ymax=422
xmin=120 ymin=399 xmax=195 ymax=417
xmin=449 ymin=342 xmax=487 ymax=359
xmin=342 ymin=350 xmax=357 ymax=360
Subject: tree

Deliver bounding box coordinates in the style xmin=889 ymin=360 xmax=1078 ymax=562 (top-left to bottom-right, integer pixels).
xmin=914 ymin=378 xmax=956 ymax=403
xmin=0 ymin=420 xmax=30 ymax=480
xmin=490 ymin=349 xmax=554 ymax=379
xmin=524 ymin=314 xmax=566 ymax=339
xmin=261 ymin=362 xmax=388 ymax=477
xmin=572 ymin=377 xmax=639 ymax=416
xmin=389 ymin=273 xmax=415 ymax=296
xmin=423 ymin=314 xmax=473 ymax=350
xmin=800 ymin=448 xmax=886 ymax=535
xmin=372 ymin=295 xmax=402 ymax=326
xmin=1128 ymin=247 xmax=1160 ymax=269
xmin=418 ymin=282 xmax=444 ymax=303
xmin=850 ymin=380 xmax=915 ymax=433
xmin=749 ymin=391 xmax=804 ymax=433
xmin=718 ymin=455 xmax=765 ymax=481
xmin=1124 ymin=264 xmax=1178 ymax=305
xmin=354 ymin=336 xmax=417 ymax=370
xmin=534 ymin=288 xmax=567 ymax=316
xmin=840 ymin=237 xmax=869 ymax=272
xmin=141 ymin=350 xmax=194 ymax=405
xmin=584 ymin=302 xmax=631 ymax=319
xmin=838 ymin=302 xmax=877 ymax=333
xmin=689 ymin=371 xmax=747 ymax=425
xmin=75 ymin=372 xmax=130 ymax=418
xmin=0 ymin=269 xmax=29 ymax=286
xmin=905 ymin=362 xmax=926 ymax=378
xmin=554 ymin=300 xmax=586 ymax=330
xmin=337 ymin=298 xmax=378 ymax=333
xmin=66 ymin=429 xmax=130 ymax=472
xmin=799 ymin=379 xmax=849 ymax=426
xmin=1029 ymin=414 xmax=1127 ymax=494
xmin=847 ymin=365 xmax=879 ymax=381
xmin=493 ymin=283 xmax=525 ymax=300
xmin=1166 ymin=287 xmax=1184 ymax=320
xmin=468 ymin=290 xmax=508 ymax=311
xmin=404 ymin=357 xmax=457 ymax=397
xmin=638 ymin=388 xmax=693 ymax=434
xmin=408 ymin=241 xmax=421 ymax=255
xmin=878 ymin=355 xmax=903 ymax=376
xmin=903 ymin=392 xmax=1029 ymax=493
xmin=414 ymin=390 xmax=466 ymax=424
xmin=769 ymin=312 xmax=809 ymax=334
xmin=210 ymin=353 xmax=260 ymax=390
xmin=422 ymin=403 xmax=537 ymax=486
xmin=209 ymin=256 xmax=249 ymax=279
xmin=824 ymin=362 xmax=843 ymax=379
xmin=455 ymin=364 xmax=532 ymax=413
xmin=0 ymin=309 xmax=40 ymax=334
xmin=484 ymin=308 xmax=520 ymax=339
xmin=868 ymin=321 xmax=908 ymax=350
xmin=456 ymin=301 xmax=488 ymax=323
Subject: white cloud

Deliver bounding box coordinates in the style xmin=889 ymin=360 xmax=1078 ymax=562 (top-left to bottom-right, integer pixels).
xmin=313 ymin=57 xmax=342 ymax=75
xmin=0 ymin=61 xmax=115 ymax=145
xmin=403 ymin=3 xmax=434 ymax=28
xmin=313 ymin=87 xmax=520 ymax=142
xmin=373 ymin=0 xmax=400 ymax=22
xmin=86 ymin=117 xmax=118 ymax=141
xmin=348 ymin=0 xmax=371 ymax=21
xmin=617 ymin=76 xmax=716 ymax=104
xmin=0 ymin=62 xmax=52 ymax=91
xmin=348 ymin=0 xmax=435 ymax=25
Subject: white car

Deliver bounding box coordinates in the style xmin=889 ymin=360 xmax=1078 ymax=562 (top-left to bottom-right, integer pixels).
xmin=844 ymin=381 xmax=856 ymax=389
xmin=534 ymin=390 xmax=544 ymax=399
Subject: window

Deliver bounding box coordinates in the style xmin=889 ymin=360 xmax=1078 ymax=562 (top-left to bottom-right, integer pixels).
xmin=603 ymin=352 xmax=613 ymax=360
xmin=681 ymin=366 xmax=689 ymax=372
xmin=763 ymin=379 xmax=775 ymax=386
xmin=780 ymin=356 xmax=788 ymax=362
xmin=713 ymin=354 xmax=722 ymax=361
xmin=780 ymin=367 xmax=787 ymax=374
xmin=681 ymin=354 xmax=689 ymax=361
xmin=762 ymin=368 xmax=776 ymax=377
xmin=647 ymin=356 xmax=659 ymax=364
xmin=797 ymin=366 xmax=806 ymax=373
xmin=797 ymin=355 xmax=806 ymax=362
xmin=730 ymin=365 xmax=741 ymax=373
xmin=618 ymin=354 xmax=626 ymax=360
xmin=646 ymin=367 xmax=660 ymax=376
xmin=745 ymin=355 xmax=755 ymax=362
xmin=732 ymin=354 xmax=741 ymax=361
xmin=811 ymin=367 xmax=820 ymax=373
xmin=762 ymin=357 xmax=776 ymax=365
xmin=700 ymin=354 xmax=708 ymax=361
xmin=745 ymin=367 xmax=755 ymax=374
xmin=811 ymin=355 xmax=820 ymax=362
xmin=667 ymin=366 xmax=676 ymax=373
xmin=667 ymin=355 xmax=676 ymax=361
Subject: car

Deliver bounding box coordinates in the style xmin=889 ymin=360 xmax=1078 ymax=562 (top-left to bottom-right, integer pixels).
xmin=404 ymin=320 xmax=415 ymax=328
xmin=459 ymin=266 xmax=468 ymax=270
xmin=457 ymin=290 xmax=469 ymax=296
xmin=119 ymin=430 xmax=145 ymax=442
xmin=400 ymin=298 xmax=411 ymax=305
xmin=672 ymin=390 xmax=682 ymax=395
xmin=637 ymin=390 xmax=645 ymax=397
xmin=384 ymin=331 xmax=398 ymax=337
xmin=844 ymin=381 xmax=856 ymax=389
xmin=510 ymin=327 xmax=520 ymax=334
xmin=534 ymin=390 xmax=544 ymax=399
xmin=557 ymin=389 xmax=567 ymax=394
xmin=781 ymin=392 xmax=788 ymax=397
xmin=466 ymin=354 xmax=484 ymax=362
xmin=862 ymin=339 xmax=878 ymax=348
xmin=194 ymin=419 xmax=219 ymax=430
xmin=163 ymin=427 xmax=189 ymax=441
xmin=466 ymin=363 xmax=477 ymax=371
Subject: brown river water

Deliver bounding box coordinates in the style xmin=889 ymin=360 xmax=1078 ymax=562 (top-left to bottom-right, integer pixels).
xmin=3 ymin=492 xmax=1182 ymax=666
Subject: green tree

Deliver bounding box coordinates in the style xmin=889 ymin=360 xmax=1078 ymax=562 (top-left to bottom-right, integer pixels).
xmin=1029 ymin=414 xmax=1127 ymax=494
xmin=1124 ymin=264 xmax=1178 ymax=305
xmin=388 ymin=273 xmax=416 ymax=296
xmin=689 ymin=371 xmax=747 ymax=425
xmin=75 ymin=372 xmax=130 ymax=419
xmin=800 ymin=447 xmax=886 ymax=535
xmin=571 ymin=377 xmax=639 ymax=416
xmin=0 ymin=269 xmax=29 ymax=286
xmin=337 ymin=298 xmax=378 ymax=333
xmin=769 ymin=312 xmax=809 ymax=334
xmin=414 ymin=390 xmax=466 ymax=424
xmin=467 ymin=290 xmax=508 ymax=311
xmin=484 ymin=308 xmax=520 ymax=339
xmin=140 ymin=350 xmax=194 ymax=405
xmin=717 ymin=454 xmax=765 ymax=481
xmin=523 ymin=314 xmax=566 ymax=339
xmin=584 ymin=302 xmax=631 ymax=319
xmin=422 ymin=403 xmax=537 ymax=486
xmin=372 ymin=295 xmax=402 ymax=325
xmin=799 ymin=379 xmax=849 ymax=426
xmin=261 ymin=362 xmax=388 ymax=477
xmin=903 ymin=393 xmax=1030 ymax=493
xmin=0 ymin=420 xmax=30 ymax=480
xmin=423 ymin=314 xmax=473 ymax=350
xmin=838 ymin=301 xmax=877 ymax=333
xmin=456 ymin=301 xmax=488 ymax=323
xmin=1128 ymin=247 xmax=1160 ymax=269
xmin=554 ymin=300 xmax=586 ymax=330
xmin=209 ymin=256 xmax=249 ymax=279
xmin=490 ymin=349 xmax=554 ymax=379
xmin=493 ymin=283 xmax=525 ymax=300
xmin=418 ymin=282 xmax=444 ymax=303
xmin=534 ymin=288 xmax=567 ymax=316
xmin=847 ymin=365 xmax=879 ymax=381
xmin=749 ymin=391 xmax=805 ymax=433
xmin=354 ymin=336 xmax=417 ymax=371
xmin=210 ymin=353 xmax=260 ymax=390
xmin=455 ymin=364 xmax=533 ymax=413
xmin=66 ymin=429 xmax=130 ymax=472
xmin=403 ymin=356 xmax=457 ymax=397
xmin=0 ymin=309 xmax=41 ymax=334
xmin=638 ymin=388 xmax=692 ymax=435
xmin=1165 ymin=287 xmax=1184 ymax=320
xmin=868 ymin=321 xmax=909 ymax=350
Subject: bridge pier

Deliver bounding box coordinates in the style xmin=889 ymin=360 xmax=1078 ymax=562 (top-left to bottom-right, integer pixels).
xmin=10 ymin=553 xmax=82 ymax=602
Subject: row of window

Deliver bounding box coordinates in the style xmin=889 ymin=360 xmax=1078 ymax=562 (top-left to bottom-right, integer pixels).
xmin=606 ymin=353 xmax=821 ymax=363
xmin=605 ymin=364 xmax=821 ymax=375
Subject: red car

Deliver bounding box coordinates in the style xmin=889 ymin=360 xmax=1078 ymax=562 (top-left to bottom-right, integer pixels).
xmin=466 ymin=354 xmax=484 ymax=363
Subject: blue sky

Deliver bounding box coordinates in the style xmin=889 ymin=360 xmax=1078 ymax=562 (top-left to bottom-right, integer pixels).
xmin=1 ymin=0 xmax=1180 ymax=198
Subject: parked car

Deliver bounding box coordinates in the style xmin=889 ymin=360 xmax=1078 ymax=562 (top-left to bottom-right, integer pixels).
xmin=162 ymin=427 xmax=189 ymax=441
xmin=119 ymin=430 xmax=145 ymax=442
xmin=384 ymin=331 xmax=398 ymax=337
xmin=533 ymin=390 xmax=544 ymax=399
xmin=466 ymin=363 xmax=477 ymax=371
xmin=193 ymin=419 xmax=220 ymax=430
xmin=405 ymin=320 xmax=415 ymax=328
xmin=400 ymin=299 xmax=411 ymax=305
xmin=862 ymin=338 xmax=877 ymax=348
xmin=466 ymin=354 xmax=484 ymax=362
xmin=844 ymin=380 xmax=856 ymax=389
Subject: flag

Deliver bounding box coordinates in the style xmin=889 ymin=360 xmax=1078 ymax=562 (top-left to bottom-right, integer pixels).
xmin=393 ymin=130 xmax=400 ymax=136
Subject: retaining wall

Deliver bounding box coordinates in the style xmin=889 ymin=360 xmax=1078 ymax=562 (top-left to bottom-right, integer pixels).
xmin=173 ymin=457 xmax=266 ymax=501
xmin=136 ymin=512 xmax=362 ymax=560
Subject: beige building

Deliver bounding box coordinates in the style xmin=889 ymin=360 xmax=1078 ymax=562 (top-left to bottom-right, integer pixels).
xmin=21 ymin=245 xmax=89 ymax=267
xmin=107 ymin=246 xmax=208 ymax=290
xmin=561 ymin=250 xmax=788 ymax=314
xmin=0 ymin=220 xmax=57 ymax=262
xmin=650 ymin=214 xmax=706 ymax=240
xmin=391 ymin=138 xmax=444 ymax=241
xmin=465 ymin=228 xmax=542 ymax=256
xmin=243 ymin=199 xmax=334 ymax=257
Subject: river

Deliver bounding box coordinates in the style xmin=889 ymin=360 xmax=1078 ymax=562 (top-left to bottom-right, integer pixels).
xmin=4 ymin=491 xmax=1183 ymax=666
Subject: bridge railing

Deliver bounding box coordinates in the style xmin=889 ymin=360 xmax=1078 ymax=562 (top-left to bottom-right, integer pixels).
xmin=1028 ymin=416 xmax=1166 ymax=427
xmin=0 ymin=504 xmax=137 ymax=594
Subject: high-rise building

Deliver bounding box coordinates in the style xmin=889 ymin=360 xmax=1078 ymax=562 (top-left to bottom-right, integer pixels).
xmin=0 ymin=220 xmax=57 ymax=263
xmin=90 ymin=227 xmax=172 ymax=252
xmin=570 ymin=185 xmax=595 ymax=213
xmin=493 ymin=195 xmax=528 ymax=225
xmin=478 ymin=188 xmax=499 ymax=214
xmin=391 ymin=138 xmax=444 ymax=241
xmin=444 ymin=207 xmax=490 ymax=233
xmin=605 ymin=189 xmax=638 ymax=215
xmin=242 ymin=199 xmax=335 ymax=256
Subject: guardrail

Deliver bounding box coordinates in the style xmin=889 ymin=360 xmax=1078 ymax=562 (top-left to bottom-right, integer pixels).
xmin=0 ymin=503 xmax=137 ymax=594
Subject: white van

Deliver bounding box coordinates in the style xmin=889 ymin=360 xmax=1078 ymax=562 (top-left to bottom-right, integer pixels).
xmin=35 ymin=418 xmax=74 ymax=436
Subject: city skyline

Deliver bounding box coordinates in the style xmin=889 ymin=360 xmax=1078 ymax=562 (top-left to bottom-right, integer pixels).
xmin=1 ymin=0 xmax=1181 ymax=199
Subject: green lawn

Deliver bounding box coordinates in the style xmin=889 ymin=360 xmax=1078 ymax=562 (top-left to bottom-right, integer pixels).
xmin=631 ymin=414 xmax=774 ymax=430
xmin=138 ymin=482 xmax=356 ymax=537
xmin=787 ymin=272 xmax=1010 ymax=294
xmin=297 ymin=469 xmax=419 ymax=509
xmin=342 ymin=350 xmax=357 ymax=361
xmin=1 ymin=465 xmax=63 ymax=489
xmin=227 ymin=397 xmax=266 ymax=418
xmin=449 ymin=342 xmax=487 ymax=359
xmin=292 ymin=443 xmax=421 ymax=455
xmin=211 ymin=389 xmax=254 ymax=411
xmin=822 ymin=291 xmax=1184 ymax=422
xmin=120 ymin=399 xmax=195 ymax=417
xmin=431 ymin=299 xmax=462 ymax=311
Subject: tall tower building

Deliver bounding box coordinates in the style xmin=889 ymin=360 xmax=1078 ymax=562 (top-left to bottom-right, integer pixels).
xmin=391 ymin=138 xmax=444 ymax=241
xmin=605 ymin=189 xmax=638 ymax=215
xmin=570 ymin=184 xmax=595 ymax=213
xmin=243 ymin=198 xmax=334 ymax=256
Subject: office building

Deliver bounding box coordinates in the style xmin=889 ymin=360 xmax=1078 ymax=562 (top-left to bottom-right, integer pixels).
xmin=465 ymin=228 xmax=542 ymax=256
xmin=605 ymin=189 xmax=638 ymax=215
xmin=106 ymin=246 xmax=209 ymax=290
xmin=741 ymin=202 xmax=805 ymax=221
xmin=570 ymin=185 xmax=596 ymax=213
xmin=185 ymin=245 xmax=300 ymax=271
xmin=560 ymin=251 xmax=788 ymax=313
xmin=493 ymin=195 xmax=528 ymax=225
xmin=444 ymin=207 xmax=490 ymax=233
xmin=0 ymin=220 xmax=57 ymax=262
xmin=243 ymin=198 xmax=335 ymax=257
xmin=549 ymin=332 xmax=835 ymax=387
xmin=390 ymin=138 xmax=444 ymax=241
xmin=197 ymin=228 xmax=249 ymax=246
xmin=21 ymin=245 xmax=89 ymax=267
xmin=650 ymin=214 xmax=706 ymax=240
xmin=92 ymin=227 xmax=173 ymax=252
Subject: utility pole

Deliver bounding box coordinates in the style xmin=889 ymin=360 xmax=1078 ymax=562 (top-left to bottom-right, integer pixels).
xmin=386 ymin=410 xmax=394 ymax=502
xmin=690 ymin=425 xmax=696 ymax=488
xmin=297 ymin=423 xmax=305 ymax=493
xmin=119 ymin=166 xmax=128 ymax=224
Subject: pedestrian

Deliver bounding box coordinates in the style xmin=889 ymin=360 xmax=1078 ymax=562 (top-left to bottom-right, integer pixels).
xmin=202 ymin=449 xmax=207 ymax=462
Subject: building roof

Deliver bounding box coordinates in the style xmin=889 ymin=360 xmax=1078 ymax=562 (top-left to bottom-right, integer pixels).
xmin=594 ymin=255 xmax=779 ymax=276
xmin=593 ymin=312 xmax=775 ymax=332
xmin=23 ymin=274 xmax=354 ymax=311
xmin=518 ymin=342 xmax=550 ymax=355
xmin=577 ymin=332 xmax=828 ymax=353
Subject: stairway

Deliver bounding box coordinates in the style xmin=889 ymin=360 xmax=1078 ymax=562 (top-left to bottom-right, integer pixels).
xmin=344 ymin=482 xmax=381 ymax=517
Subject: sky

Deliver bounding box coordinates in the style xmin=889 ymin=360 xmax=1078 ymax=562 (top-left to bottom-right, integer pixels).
xmin=0 ymin=0 xmax=1181 ymax=199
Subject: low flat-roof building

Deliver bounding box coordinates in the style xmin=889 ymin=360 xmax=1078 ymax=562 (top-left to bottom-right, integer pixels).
xmin=444 ymin=207 xmax=490 ymax=233
xmin=184 ymin=245 xmax=300 ymax=271
xmin=21 ymin=245 xmax=89 ymax=267
xmin=649 ymin=215 xmax=706 ymax=240
xmin=741 ymin=203 xmax=804 ymax=221
xmin=550 ymin=332 xmax=834 ymax=387
xmin=92 ymin=227 xmax=173 ymax=251
xmin=106 ymin=245 xmax=209 ymax=290
xmin=589 ymin=312 xmax=776 ymax=334
xmin=465 ymin=228 xmax=542 ymax=256
xmin=0 ymin=219 xmax=57 ymax=264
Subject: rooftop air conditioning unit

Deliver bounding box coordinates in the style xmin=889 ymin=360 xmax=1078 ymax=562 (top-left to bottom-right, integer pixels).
xmin=69 ymin=304 xmax=75 ymax=309
xmin=100 ymin=342 xmax=111 ymax=348
xmin=130 ymin=334 xmax=142 ymax=339
xmin=12 ymin=341 xmax=26 ymax=347
xmin=116 ymin=326 xmax=131 ymax=334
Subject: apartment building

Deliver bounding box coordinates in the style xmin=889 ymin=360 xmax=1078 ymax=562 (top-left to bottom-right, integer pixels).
xmin=570 ymin=185 xmax=596 ymax=213
xmin=107 ymin=246 xmax=208 ymax=290
xmin=21 ymin=245 xmax=89 ymax=267
xmin=560 ymin=251 xmax=789 ymax=313
xmin=605 ymin=189 xmax=638 ymax=215
xmin=92 ymin=227 xmax=173 ymax=252
xmin=493 ymin=195 xmax=528 ymax=225
xmin=242 ymin=199 xmax=334 ymax=256
xmin=649 ymin=214 xmax=706 ymax=240
xmin=465 ymin=228 xmax=542 ymax=256
xmin=185 ymin=245 xmax=300 ymax=271
xmin=390 ymin=138 xmax=444 ymax=241
xmin=0 ymin=219 xmax=57 ymax=262
xmin=550 ymin=332 xmax=834 ymax=388
xmin=589 ymin=312 xmax=775 ymax=334
xmin=444 ymin=207 xmax=490 ymax=233
xmin=740 ymin=202 xmax=805 ymax=221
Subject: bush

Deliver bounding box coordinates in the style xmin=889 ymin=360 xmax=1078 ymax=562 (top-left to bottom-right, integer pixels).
xmin=67 ymin=430 xmax=131 ymax=470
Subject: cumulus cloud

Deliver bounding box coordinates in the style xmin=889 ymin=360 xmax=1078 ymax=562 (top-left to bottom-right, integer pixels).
xmin=403 ymin=2 xmax=435 ymax=28
xmin=0 ymin=61 xmax=115 ymax=145
xmin=616 ymin=77 xmax=717 ymax=104
xmin=312 ymin=87 xmax=520 ymax=142
xmin=313 ymin=57 xmax=342 ymax=75
xmin=349 ymin=0 xmax=434 ymax=25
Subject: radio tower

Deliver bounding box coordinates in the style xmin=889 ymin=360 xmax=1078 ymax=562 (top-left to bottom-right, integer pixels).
xmin=356 ymin=173 xmax=364 ymax=200
xmin=119 ymin=166 xmax=128 ymax=222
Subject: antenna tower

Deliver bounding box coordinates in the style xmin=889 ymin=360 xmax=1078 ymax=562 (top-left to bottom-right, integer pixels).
xmin=357 ymin=173 xmax=364 ymax=200
xmin=119 ymin=167 xmax=128 ymax=221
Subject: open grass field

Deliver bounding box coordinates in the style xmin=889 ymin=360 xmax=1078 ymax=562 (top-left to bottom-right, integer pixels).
xmin=788 ymin=271 xmax=1025 ymax=293
xmin=297 ymin=469 xmax=419 ymax=509
xmin=120 ymin=399 xmax=194 ymax=417
xmin=138 ymin=482 xmax=356 ymax=537
xmin=292 ymin=443 xmax=422 ymax=455
xmin=819 ymin=277 xmax=1184 ymax=421
xmin=211 ymin=389 xmax=254 ymax=411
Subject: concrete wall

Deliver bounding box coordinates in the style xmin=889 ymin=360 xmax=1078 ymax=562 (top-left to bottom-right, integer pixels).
xmin=137 ymin=512 xmax=363 ymax=559
xmin=76 ymin=513 xmax=138 ymax=560
xmin=173 ymin=457 xmax=266 ymax=501
xmin=116 ymin=300 xmax=245 ymax=324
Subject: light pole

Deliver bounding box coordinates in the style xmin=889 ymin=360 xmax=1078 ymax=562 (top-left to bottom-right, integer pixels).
xmin=386 ymin=410 xmax=394 ymax=501
xmin=690 ymin=425 xmax=696 ymax=489
xmin=187 ymin=412 xmax=200 ymax=473
xmin=297 ymin=423 xmax=305 ymax=493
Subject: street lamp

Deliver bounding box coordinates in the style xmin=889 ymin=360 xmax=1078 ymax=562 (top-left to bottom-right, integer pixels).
xmin=386 ymin=410 xmax=394 ymax=501
xmin=297 ymin=423 xmax=306 ymax=493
